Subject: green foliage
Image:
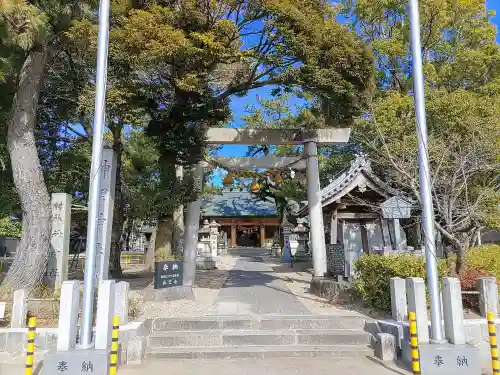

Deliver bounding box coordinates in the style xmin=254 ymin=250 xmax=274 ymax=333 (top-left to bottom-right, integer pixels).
xmin=338 ymin=0 xmax=500 ymax=259
xmin=465 ymin=245 xmax=500 ymax=281
xmin=354 ymin=254 xmax=449 ymax=310
xmin=0 ymin=217 xmax=21 ymax=237
xmin=121 ymin=130 xmax=198 ymax=219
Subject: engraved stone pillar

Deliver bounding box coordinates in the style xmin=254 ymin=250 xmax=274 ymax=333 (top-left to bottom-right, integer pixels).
xmin=45 ymin=193 xmax=71 ymax=289
xmin=96 ymin=147 xmax=117 ymax=281
xmin=281 ymin=216 xmax=293 ymax=265
xmin=209 ymin=220 xmax=219 ymax=258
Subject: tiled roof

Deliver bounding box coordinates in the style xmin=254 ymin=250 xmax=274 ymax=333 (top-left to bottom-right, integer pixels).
xmin=298 ymin=156 xmax=404 ymax=215
xmin=201 ymin=191 xmax=278 ymax=217
xmin=319 ymin=156 xmax=399 ymax=205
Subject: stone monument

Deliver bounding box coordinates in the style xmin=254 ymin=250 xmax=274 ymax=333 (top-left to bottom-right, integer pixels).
xmin=281 ymin=213 xmax=293 ymax=265
xmin=45 ymin=193 xmax=71 ymax=289
xmin=95 ymin=148 xmax=117 ymax=282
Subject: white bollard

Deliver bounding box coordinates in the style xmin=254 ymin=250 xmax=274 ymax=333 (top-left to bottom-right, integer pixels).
xmin=477 ymin=277 xmax=499 ymax=318
xmin=442 ymin=277 xmax=465 ymax=344
xmin=95 ymin=280 xmax=116 ymax=350
xmin=57 ymin=281 xmax=80 ymax=351
xmin=390 ymin=277 xmax=407 ymax=321
xmin=113 ymin=281 xmax=130 ymax=326
xmin=406 ymin=277 xmax=429 ymax=343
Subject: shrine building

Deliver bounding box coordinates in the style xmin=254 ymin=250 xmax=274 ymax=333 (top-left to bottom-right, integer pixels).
xmin=201 ymin=191 xmax=280 ymax=248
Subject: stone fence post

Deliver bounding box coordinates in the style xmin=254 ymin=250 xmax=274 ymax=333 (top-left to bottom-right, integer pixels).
xmin=477 ymin=277 xmax=499 ymax=319
xmin=209 ymin=220 xmax=220 ymax=259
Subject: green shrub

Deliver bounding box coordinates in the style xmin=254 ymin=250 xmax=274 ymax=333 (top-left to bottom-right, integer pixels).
xmin=354 ymin=254 xmax=450 ymax=310
xmin=466 ymin=245 xmax=500 ymax=280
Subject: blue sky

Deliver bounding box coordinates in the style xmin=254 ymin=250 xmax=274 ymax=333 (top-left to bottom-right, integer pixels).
xmin=210 ymin=1 xmax=500 ymax=186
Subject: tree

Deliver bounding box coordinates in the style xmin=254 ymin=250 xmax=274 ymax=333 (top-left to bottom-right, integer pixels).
xmin=0 ymin=0 xmax=91 ymax=291
xmin=340 ymin=0 xmax=500 ymax=272
xmin=63 ymin=0 xmax=374 ymax=263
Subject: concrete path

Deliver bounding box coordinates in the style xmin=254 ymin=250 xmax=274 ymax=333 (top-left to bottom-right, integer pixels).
xmin=207 ymin=248 xmax=310 ymax=315
xmin=118 ymin=358 xmax=411 ymax=375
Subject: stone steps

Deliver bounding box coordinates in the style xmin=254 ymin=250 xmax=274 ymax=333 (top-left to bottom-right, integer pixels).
xmin=148 ymin=329 xmax=372 ymax=347
xmin=147 ymin=344 xmax=374 ymax=359
xmin=151 ymin=315 xmax=369 ymax=331
xmin=146 ymin=315 xmax=374 ymax=359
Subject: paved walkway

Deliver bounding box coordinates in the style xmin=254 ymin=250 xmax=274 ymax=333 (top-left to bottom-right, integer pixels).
xmin=207 ymin=249 xmax=311 ymax=315
xmin=118 ymin=358 xmax=411 ymax=375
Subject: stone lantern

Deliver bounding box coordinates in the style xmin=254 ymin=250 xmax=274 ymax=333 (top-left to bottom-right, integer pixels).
xmin=293 ymin=218 xmax=310 ymax=262
xmin=197 ymin=220 xmax=215 ymax=269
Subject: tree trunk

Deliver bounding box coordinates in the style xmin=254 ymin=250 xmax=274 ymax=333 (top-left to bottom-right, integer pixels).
xmin=125 ymin=220 xmax=132 ymax=252
xmin=155 ymin=216 xmax=174 ymax=260
xmin=455 ymin=251 xmax=464 ymax=276
xmin=146 ymin=226 xmax=157 ymax=271
xmin=2 ymin=47 xmax=51 ymax=292
xmin=109 ymin=127 xmax=124 ymax=278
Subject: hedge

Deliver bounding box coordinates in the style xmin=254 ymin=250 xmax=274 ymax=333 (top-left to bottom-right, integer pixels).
xmin=353 ymin=254 xmax=450 ymax=311
xmin=465 ymin=244 xmax=500 ymax=280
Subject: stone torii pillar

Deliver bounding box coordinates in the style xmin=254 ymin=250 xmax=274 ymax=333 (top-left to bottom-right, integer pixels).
xmin=182 ymin=161 xmax=205 ymax=287
xmin=305 ymin=141 xmax=327 ymax=277
xmin=173 ymin=165 xmax=184 ymax=254
xmin=207 ymin=128 xmax=351 ymax=278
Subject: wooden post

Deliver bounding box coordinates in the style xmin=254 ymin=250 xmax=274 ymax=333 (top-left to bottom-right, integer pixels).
xmin=231 ymin=225 xmax=237 ymax=248
xmin=260 ymin=224 xmax=266 ymax=248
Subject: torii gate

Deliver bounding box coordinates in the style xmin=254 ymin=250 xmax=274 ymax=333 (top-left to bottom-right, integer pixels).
xmin=181 ymin=127 xmax=351 ymax=286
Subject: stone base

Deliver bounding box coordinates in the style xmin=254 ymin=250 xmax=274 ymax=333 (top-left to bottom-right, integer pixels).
xmin=374 ymin=332 xmax=397 ymax=361
xmin=402 ymin=341 xmax=481 ymax=375
xmin=196 ymin=256 xmax=216 ymax=270
xmin=44 ymin=348 xmax=111 ymax=375
xmin=292 ymin=261 xmax=312 ymax=271
xmin=143 ymin=286 xmax=194 ymax=301
xmin=310 ymin=277 xmax=351 ymax=300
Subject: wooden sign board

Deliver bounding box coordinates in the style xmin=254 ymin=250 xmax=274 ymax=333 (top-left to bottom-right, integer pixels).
xmin=381 ymin=196 xmax=412 ymax=219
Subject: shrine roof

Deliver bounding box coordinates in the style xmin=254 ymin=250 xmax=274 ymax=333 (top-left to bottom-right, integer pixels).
xmin=201 ymin=191 xmax=278 ymax=217
xmin=298 ymin=156 xmax=407 ymax=215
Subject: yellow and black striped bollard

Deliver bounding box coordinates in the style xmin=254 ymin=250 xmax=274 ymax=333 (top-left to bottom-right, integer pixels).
xmin=488 ymin=311 xmax=500 ymax=374
xmin=25 ymin=317 xmax=37 ymax=375
xmin=110 ymin=316 xmax=120 ymax=375
xmin=409 ymin=312 xmax=420 ymax=375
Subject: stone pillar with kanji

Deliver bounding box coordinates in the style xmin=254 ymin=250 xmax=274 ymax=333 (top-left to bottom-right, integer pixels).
xmin=209 ymin=220 xmax=220 ymax=258
xmin=45 ymin=193 xmax=71 ymax=289
xmin=281 ymin=215 xmax=293 ymax=265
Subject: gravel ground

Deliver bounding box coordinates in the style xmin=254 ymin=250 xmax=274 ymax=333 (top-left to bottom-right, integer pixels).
xmin=138 ymin=254 xmax=239 ymax=319
xmin=136 ymin=253 xmax=366 ymax=319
